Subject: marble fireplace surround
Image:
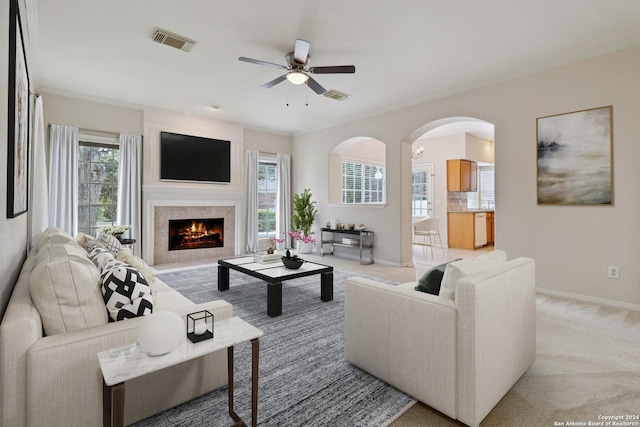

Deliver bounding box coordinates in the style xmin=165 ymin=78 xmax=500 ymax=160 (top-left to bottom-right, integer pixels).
xmin=142 ymin=187 xmax=242 ymax=266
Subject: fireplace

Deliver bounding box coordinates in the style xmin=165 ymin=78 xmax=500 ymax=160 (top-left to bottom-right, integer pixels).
xmin=168 ymin=218 xmax=224 ymax=251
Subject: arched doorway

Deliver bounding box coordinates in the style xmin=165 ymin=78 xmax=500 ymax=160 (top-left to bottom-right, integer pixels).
xmin=403 ymin=117 xmax=495 ymax=262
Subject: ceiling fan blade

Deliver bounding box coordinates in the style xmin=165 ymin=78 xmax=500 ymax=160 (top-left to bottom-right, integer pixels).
xmin=239 ymin=57 xmax=287 ymax=70
xmin=293 ymin=39 xmax=311 ymax=64
xmin=306 ymin=76 xmax=327 ymax=95
xmin=261 ymin=74 xmax=287 ymax=89
xmin=309 ymin=65 xmax=356 ymax=74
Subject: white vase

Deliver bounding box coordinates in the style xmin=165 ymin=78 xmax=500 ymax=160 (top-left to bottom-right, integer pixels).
xmin=297 ymin=241 xmax=314 ymax=254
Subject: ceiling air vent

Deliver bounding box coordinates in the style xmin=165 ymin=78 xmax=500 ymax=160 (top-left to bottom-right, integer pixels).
xmin=151 ymin=28 xmax=197 ymax=52
xmin=323 ymin=89 xmax=350 ymax=101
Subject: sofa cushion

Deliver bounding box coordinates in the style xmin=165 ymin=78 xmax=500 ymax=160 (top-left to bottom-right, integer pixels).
xmin=36 ymin=227 xmax=78 ymax=251
xmin=29 ymin=244 xmax=108 ymax=336
xmin=77 ymin=233 xmax=108 ymax=253
xmin=116 ymin=251 xmax=158 ymax=304
xmin=97 ymin=232 xmax=122 ymax=255
xmin=415 ymin=263 xmax=448 ymax=295
xmin=439 ymin=250 xmax=507 ymax=300
xmin=415 ymin=259 xmax=461 ymax=295
xmin=96 ymin=253 xmax=153 ymax=321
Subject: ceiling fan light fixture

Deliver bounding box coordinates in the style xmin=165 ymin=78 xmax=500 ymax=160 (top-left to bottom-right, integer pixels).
xmin=286 ymin=71 xmax=309 ymax=85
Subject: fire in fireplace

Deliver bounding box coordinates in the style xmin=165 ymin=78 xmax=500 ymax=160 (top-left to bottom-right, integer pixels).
xmin=168 ymin=218 xmax=224 ymax=251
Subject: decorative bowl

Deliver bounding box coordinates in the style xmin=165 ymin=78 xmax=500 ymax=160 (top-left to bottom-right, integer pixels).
xmin=282 ymin=256 xmax=304 ymax=269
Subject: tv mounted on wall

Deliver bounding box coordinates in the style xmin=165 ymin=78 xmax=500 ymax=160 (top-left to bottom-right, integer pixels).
xmin=160 ymin=131 xmax=231 ymax=183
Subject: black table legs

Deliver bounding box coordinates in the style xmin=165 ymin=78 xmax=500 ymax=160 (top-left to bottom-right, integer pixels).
xmin=218 ymin=265 xmax=229 ymax=291
xmin=321 ymin=271 xmax=333 ymax=302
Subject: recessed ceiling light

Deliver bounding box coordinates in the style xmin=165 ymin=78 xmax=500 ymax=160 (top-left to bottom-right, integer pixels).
xmin=210 ymin=106 xmax=220 ymax=111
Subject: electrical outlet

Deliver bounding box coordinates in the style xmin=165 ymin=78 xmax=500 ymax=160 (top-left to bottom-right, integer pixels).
xmin=607 ymin=266 xmax=620 ymax=279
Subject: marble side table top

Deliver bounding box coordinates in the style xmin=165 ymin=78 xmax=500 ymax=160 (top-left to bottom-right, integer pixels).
xmin=98 ymin=316 xmax=263 ymax=386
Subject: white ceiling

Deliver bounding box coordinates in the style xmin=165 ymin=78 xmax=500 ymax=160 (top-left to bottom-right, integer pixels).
xmin=32 ymin=0 xmax=640 ymax=135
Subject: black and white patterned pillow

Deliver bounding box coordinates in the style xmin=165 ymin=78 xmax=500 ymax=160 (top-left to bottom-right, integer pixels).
xmin=88 ymin=247 xmax=115 ymax=270
xmin=100 ymin=257 xmax=153 ymax=321
xmin=97 ymin=233 xmax=122 ymax=255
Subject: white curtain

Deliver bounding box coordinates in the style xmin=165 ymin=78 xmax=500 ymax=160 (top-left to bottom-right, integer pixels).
xmin=117 ymin=133 xmax=142 ymax=255
xmin=245 ymin=149 xmax=259 ymax=253
xmin=48 ymin=124 xmax=79 ymax=235
xmin=276 ymin=153 xmax=291 ymax=248
xmin=28 ymin=95 xmax=48 ymax=248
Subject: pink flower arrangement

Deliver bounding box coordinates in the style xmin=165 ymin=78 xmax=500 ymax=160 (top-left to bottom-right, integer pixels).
xmin=287 ymin=230 xmax=316 ymax=244
xmin=269 ymin=236 xmax=285 ymax=244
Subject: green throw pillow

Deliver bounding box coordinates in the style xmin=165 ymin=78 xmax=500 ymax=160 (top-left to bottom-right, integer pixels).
xmin=415 ymin=260 xmax=460 ymax=295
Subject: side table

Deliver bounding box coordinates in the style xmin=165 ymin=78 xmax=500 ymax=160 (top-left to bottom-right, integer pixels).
xmin=117 ymin=238 xmax=136 ymax=255
xmin=98 ymin=316 xmax=263 ymax=427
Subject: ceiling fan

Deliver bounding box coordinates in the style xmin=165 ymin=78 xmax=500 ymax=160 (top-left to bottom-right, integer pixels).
xmin=239 ymin=39 xmax=355 ymax=95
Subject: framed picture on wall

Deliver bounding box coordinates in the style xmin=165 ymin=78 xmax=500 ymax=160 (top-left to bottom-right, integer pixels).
xmin=536 ymin=106 xmax=613 ymax=205
xmin=7 ymin=0 xmax=30 ymax=218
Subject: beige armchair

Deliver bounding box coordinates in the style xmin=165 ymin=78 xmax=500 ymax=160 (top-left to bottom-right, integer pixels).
xmin=345 ymin=252 xmax=536 ymax=426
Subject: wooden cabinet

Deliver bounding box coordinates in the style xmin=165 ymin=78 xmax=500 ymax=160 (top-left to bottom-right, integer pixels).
xmin=486 ymin=212 xmax=495 ymax=245
xmin=447 ymin=212 xmax=476 ymax=250
xmin=447 ymin=159 xmax=477 ymax=192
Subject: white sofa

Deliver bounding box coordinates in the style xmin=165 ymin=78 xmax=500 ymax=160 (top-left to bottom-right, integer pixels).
xmin=0 ymin=227 xmax=232 ymax=426
xmin=345 ymin=251 xmax=536 ymax=427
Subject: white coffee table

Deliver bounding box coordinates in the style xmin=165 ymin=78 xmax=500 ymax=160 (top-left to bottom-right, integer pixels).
xmin=98 ymin=316 xmax=263 ymax=427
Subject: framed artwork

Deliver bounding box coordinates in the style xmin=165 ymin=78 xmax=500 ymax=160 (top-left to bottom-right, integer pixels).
xmin=537 ymin=106 xmax=613 ymax=205
xmin=7 ymin=0 xmax=30 ymax=218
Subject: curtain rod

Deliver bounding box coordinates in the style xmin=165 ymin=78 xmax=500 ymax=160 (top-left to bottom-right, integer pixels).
xmin=47 ymin=123 xmax=119 ymax=137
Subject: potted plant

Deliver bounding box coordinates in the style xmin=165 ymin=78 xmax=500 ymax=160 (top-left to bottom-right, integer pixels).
xmin=291 ymin=188 xmax=318 ymax=254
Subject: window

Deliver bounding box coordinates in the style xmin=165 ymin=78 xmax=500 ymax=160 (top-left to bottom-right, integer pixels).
xmin=257 ymin=160 xmax=277 ymax=239
xmin=341 ymin=160 xmax=385 ymax=204
xmin=467 ymin=165 xmax=495 ymax=209
xmin=411 ymin=169 xmax=431 ymax=216
xmin=479 ymin=166 xmax=495 ymax=208
xmin=77 ymin=140 xmax=119 ymax=236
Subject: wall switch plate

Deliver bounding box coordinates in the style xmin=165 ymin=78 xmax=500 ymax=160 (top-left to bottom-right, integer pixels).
xmin=607 ymin=266 xmax=620 ymax=279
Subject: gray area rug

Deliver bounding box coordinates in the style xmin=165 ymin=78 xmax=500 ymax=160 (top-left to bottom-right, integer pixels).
xmin=132 ymin=266 xmax=415 ymax=427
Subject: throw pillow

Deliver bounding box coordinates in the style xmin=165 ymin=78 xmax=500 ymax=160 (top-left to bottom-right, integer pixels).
xmin=88 ymin=247 xmax=116 ymax=270
xmin=116 ymin=251 xmax=158 ymax=304
xmin=100 ymin=257 xmax=153 ymax=321
xmin=415 ymin=260 xmax=460 ymax=295
xmin=439 ymin=250 xmax=507 ymax=300
xmin=78 ymin=233 xmax=108 ymax=253
xmin=97 ymin=232 xmax=122 ymax=255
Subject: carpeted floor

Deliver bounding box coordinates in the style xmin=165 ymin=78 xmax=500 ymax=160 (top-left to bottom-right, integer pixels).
xmin=390 ymin=294 xmax=640 ymax=426
xmin=132 ymin=266 xmax=415 ymax=427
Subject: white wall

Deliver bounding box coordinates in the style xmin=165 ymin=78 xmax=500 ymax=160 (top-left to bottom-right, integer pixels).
xmin=0 ymin=0 xmax=29 ymax=317
xmin=465 ymin=134 xmax=494 ymax=164
xmin=36 ymin=96 xmax=293 ymax=262
xmin=293 ymin=45 xmax=640 ymax=306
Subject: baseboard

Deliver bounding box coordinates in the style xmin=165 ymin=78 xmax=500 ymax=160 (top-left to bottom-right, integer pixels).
xmin=536 ymin=287 xmax=640 ymax=312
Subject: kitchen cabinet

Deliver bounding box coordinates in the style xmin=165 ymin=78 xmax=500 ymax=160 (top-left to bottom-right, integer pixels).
xmin=447 ymin=211 xmax=488 ymax=250
xmin=447 ymin=159 xmax=477 ymax=192
xmin=448 ymin=212 xmax=475 ymax=249
xmin=486 ymin=212 xmax=495 ymax=245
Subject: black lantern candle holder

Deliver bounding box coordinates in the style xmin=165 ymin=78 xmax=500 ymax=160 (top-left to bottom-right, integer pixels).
xmin=186 ymin=310 xmax=214 ymax=343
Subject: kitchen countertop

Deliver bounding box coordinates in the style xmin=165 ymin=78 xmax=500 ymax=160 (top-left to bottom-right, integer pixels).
xmin=447 ymin=209 xmax=494 ymax=213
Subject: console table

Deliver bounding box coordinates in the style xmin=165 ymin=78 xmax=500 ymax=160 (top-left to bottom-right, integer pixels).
xmin=98 ymin=317 xmax=262 ymax=427
xmin=320 ymin=228 xmax=374 ymax=265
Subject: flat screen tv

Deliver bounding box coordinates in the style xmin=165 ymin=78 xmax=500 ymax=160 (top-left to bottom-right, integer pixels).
xmin=160 ymin=131 xmax=231 ymax=183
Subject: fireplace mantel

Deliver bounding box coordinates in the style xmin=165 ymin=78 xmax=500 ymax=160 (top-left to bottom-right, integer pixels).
xmin=142 ymin=185 xmax=243 ymax=265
